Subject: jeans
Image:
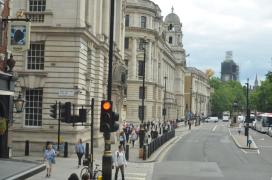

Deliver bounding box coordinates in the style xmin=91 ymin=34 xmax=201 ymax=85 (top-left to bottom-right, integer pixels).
xmin=77 ymin=152 xmax=83 ymax=165
xmin=115 ymin=165 xmax=125 ymax=180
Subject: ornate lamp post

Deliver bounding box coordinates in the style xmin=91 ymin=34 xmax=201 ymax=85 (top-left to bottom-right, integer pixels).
xmin=163 ymin=76 xmax=167 ymax=123
xmin=14 ymin=92 xmax=25 ymax=113
xmin=232 ymin=100 xmax=238 ymax=126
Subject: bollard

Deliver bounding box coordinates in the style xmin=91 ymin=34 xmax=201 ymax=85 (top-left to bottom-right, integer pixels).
xmin=85 ymin=143 xmax=89 ymax=159
xmin=64 ymin=142 xmax=68 ymax=157
xmin=97 ymin=175 xmax=102 ymax=180
xmin=125 ymin=144 xmax=129 ymax=161
xmin=143 ymin=144 xmax=146 ymax=160
xmin=25 ymin=140 xmax=29 ymax=156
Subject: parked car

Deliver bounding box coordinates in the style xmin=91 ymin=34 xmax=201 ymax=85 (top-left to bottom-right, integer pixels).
xmin=267 ymin=127 xmax=272 ymax=137
xmin=205 ymin=116 xmax=219 ymax=123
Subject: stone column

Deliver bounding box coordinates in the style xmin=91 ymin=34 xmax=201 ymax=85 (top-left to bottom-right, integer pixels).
xmin=102 ymin=0 xmax=110 ymax=38
xmin=146 ymin=40 xmax=152 ymax=81
xmin=129 ymin=38 xmax=137 ymax=80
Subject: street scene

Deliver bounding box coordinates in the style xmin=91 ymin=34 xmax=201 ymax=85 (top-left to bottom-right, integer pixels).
xmin=1 ymin=0 xmax=272 ymax=180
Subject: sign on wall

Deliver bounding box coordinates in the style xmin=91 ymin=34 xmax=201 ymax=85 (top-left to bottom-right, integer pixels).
xmin=7 ymin=21 xmax=31 ymax=52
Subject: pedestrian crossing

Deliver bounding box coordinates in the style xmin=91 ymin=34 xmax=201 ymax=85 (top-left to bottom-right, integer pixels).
xmin=114 ymin=162 xmax=153 ymax=180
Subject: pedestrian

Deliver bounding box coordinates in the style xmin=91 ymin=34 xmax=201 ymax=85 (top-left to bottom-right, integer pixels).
xmin=68 ymin=173 xmax=80 ymax=180
xmin=75 ymin=139 xmax=85 ymax=168
xmin=188 ymin=120 xmax=192 ymax=130
xmin=130 ymin=128 xmax=137 ymax=147
xmin=113 ymin=145 xmax=127 ymax=180
xmin=44 ymin=142 xmax=56 ymax=178
xmin=119 ymin=131 xmax=126 ymax=149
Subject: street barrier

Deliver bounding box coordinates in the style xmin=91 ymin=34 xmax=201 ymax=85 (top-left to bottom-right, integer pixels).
xmin=125 ymin=144 xmax=129 ymax=160
xmin=145 ymin=130 xmax=175 ymax=159
xmin=64 ymin=142 xmax=68 ymax=157
xmin=85 ymin=143 xmax=89 ymax=159
xmin=25 ymin=140 xmax=29 ymax=156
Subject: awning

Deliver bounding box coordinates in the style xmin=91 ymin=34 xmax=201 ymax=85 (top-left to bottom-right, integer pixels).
xmin=0 ymin=90 xmax=14 ymax=96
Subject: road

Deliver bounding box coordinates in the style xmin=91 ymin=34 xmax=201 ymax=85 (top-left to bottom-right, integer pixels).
xmin=152 ymin=121 xmax=272 ymax=180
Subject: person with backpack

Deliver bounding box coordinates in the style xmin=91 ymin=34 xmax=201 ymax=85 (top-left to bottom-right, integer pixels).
xmin=113 ymin=145 xmax=127 ymax=180
xmin=119 ymin=131 xmax=126 ymax=150
xmin=130 ymin=128 xmax=138 ymax=147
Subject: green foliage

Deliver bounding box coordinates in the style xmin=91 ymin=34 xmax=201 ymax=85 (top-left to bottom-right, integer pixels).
xmin=209 ymin=78 xmax=246 ymax=116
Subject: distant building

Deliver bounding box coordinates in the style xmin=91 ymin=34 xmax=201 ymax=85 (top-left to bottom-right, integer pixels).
xmin=253 ymin=74 xmax=259 ymax=89
xmin=221 ymin=51 xmax=239 ymax=82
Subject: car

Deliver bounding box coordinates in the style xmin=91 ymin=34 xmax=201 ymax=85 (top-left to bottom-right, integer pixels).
xmin=267 ymin=127 xmax=272 ymax=137
xmin=205 ymin=116 xmax=219 ymax=123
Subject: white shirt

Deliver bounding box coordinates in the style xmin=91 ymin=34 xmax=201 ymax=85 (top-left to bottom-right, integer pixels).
xmin=114 ymin=150 xmax=127 ymax=167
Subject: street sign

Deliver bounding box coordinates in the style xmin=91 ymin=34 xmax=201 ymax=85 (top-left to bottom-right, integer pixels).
xmin=58 ymin=89 xmax=74 ymax=97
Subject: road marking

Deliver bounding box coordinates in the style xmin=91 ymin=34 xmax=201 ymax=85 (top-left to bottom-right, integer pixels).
xmin=257 ymin=149 xmax=260 ymax=155
xmin=212 ymin=125 xmax=217 ymax=132
xmin=260 ymin=146 xmax=272 ymax=148
xmin=258 ymin=138 xmax=265 ymax=141
xmin=228 ymin=128 xmax=232 ymax=136
xmin=241 ymin=148 xmax=248 ymax=154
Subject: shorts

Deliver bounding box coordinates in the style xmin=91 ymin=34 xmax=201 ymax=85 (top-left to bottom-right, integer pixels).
xmin=45 ymin=160 xmax=52 ymax=168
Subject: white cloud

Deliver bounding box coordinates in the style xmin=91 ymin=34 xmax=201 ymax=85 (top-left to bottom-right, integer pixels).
xmin=153 ymin=0 xmax=272 ymax=83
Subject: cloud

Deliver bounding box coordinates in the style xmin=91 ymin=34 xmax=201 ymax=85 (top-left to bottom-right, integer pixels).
xmin=153 ymin=0 xmax=272 ymax=84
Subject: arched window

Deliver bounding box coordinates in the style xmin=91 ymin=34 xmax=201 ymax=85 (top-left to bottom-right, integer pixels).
xmin=169 ymin=36 xmax=173 ymax=44
xmin=168 ymin=24 xmax=173 ymax=31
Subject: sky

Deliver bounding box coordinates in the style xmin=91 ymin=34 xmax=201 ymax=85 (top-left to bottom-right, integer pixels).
xmin=152 ymin=0 xmax=272 ymax=85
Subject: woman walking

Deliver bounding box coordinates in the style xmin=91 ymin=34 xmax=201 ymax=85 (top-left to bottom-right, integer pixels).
xmin=113 ymin=145 xmax=127 ymax=180
xmin=44 ymin=142 xmax=56 ymax=177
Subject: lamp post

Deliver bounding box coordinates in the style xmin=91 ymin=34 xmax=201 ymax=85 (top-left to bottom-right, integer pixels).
xmin=139 ymin=39 xmax=147 ymax=150
xmin=245 ymin=78 xmax=250 ymax=146
xmin=232 ymin=100 xmax=238 ymax=126
xmin=14 ymin=92 xmax=25 ymax=113
xmin=163 ymin=76 xmax=167 ymax=123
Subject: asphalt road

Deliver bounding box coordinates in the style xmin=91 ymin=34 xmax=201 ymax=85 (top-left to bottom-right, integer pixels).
xmin=152 ymin=121 xmax=272 ymax=180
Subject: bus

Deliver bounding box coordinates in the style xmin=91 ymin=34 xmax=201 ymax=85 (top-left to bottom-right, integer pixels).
xmin=255 ymin=113 xmax=272 ymax=133
xmin=222 ymin=111 xmax=230 ymax=122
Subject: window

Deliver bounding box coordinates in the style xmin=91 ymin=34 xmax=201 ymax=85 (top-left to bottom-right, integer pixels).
xmin=29 ymin=0 xmax=46 ymax=12
xmin=138 ymin=61 xmax=144 ymax=77
xmin=138 ymin=106 xmax=145 ymax=120
xmin=138 ymin=39 xmax=145 ymax=50
xmin=139 ymin=86 xmax=145 ymax=99
xmin=27 ymin=0 xmax=46 ymax=22
xmin=169 ymin=36 xmax=173 ymax=44
xmin=168 ymin=24 xmax=173 ymax=31
xmin=125 ymin=15 xmax=129 ymax=27
xmin=25 ymin=88 xmax=43 ymax=126
xmin=124 ymin=37 xmax=129 ymax=49
xmin=27 ymin=43 xmax=45 ymax=70
xmin=141 ymin=16 xmax=146 ymax=28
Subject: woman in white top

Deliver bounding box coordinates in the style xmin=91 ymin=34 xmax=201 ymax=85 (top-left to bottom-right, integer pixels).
xmin=44 ymin=143 xmax=56 ymax=177
xmin=113 ymin=145 xmax=127 ymax=180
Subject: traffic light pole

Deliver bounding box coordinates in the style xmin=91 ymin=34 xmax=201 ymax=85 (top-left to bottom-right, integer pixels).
xmin=102 ymin=0 xmax=115 ymax=179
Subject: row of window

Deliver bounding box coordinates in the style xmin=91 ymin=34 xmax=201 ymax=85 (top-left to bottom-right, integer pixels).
xmin=125 ymin=15 xmax=147 ymax=28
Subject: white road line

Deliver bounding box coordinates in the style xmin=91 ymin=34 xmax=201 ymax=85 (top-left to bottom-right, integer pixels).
xmin=241 ymin=148 xmax=248 ymax=154
xmin=257 ymin=149 xmax=260 ymax=155
xmin=260 ymin=146 xmax=272 ymax=148
xmin=212 ymin=125 xmax=217 ymax=132
xmin=126 ymin=173 xmax=146 ymax=177
xmin=228 ymin=128 xmax=232 ymax=136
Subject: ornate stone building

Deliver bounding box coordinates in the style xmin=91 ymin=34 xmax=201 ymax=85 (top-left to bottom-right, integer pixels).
xmin=10 ymin=0 xmax=126 ymax=154
xmin=124 ymin=0 xmax=187 ymax=123
xmin=185 ymin=67 xmax=211 ymax=118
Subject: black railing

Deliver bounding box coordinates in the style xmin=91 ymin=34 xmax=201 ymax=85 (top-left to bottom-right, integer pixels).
xmin=145 ymin=130 xmax=175 ymax=159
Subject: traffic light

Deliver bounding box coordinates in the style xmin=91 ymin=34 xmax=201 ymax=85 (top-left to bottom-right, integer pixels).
xmin=100 ymin=100 xmax=119 ymax=133
xmin=79 ymin=108 xmax=87 ymax=122
xmin=49 ymin=102 xmax=57 ymax=119
xmin=60 ymin=102 xmax=71 ymax=123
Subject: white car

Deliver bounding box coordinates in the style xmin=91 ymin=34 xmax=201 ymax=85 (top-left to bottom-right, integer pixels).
xmin=205 ymin=117 xmax=219 ymax=123
xmin=268 ymin=127 xmax=272 ymax=137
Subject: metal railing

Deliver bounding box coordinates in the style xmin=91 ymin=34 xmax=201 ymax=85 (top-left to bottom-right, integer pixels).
xmin=144 ymin=130 xmax=175 ymax=159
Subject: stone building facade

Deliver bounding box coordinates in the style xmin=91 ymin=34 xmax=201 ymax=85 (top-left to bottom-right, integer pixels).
xmin=10 ymin=0 xmax=126 ymax=155
xmin=185 ymin=67 xmax=211 ymax=118
xmin=124 ymin=0 xmax=186 ymax=123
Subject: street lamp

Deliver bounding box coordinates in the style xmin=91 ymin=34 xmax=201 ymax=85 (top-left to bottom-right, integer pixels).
xmin=163 ymin=76 xmax=167 ymax=123
xmin=232 ymin=100 xmax=238 ymax=126
xmin=14 ymin=92 xmax=25 ymax=113
xmin=139 ymin=39 xmax=147 ymax=149
xmin=245 ymin=78 xmax=250 ymax=146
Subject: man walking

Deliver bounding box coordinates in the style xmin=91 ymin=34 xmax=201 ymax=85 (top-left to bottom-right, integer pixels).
xmin=113 ymin=145 xmax=127 ymax=180
xmin=75 ymin=139 xmax=85 ymax=168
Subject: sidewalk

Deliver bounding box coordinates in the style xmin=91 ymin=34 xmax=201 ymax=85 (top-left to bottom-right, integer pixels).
xmin=229 ymin=127 xmax=258 ymax=150
xmin=11 ymin=124 xmax=190 ymax=179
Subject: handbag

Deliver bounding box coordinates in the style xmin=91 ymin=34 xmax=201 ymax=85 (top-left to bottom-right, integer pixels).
xmin=51 ymin=157 xmax=56 ymax=164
